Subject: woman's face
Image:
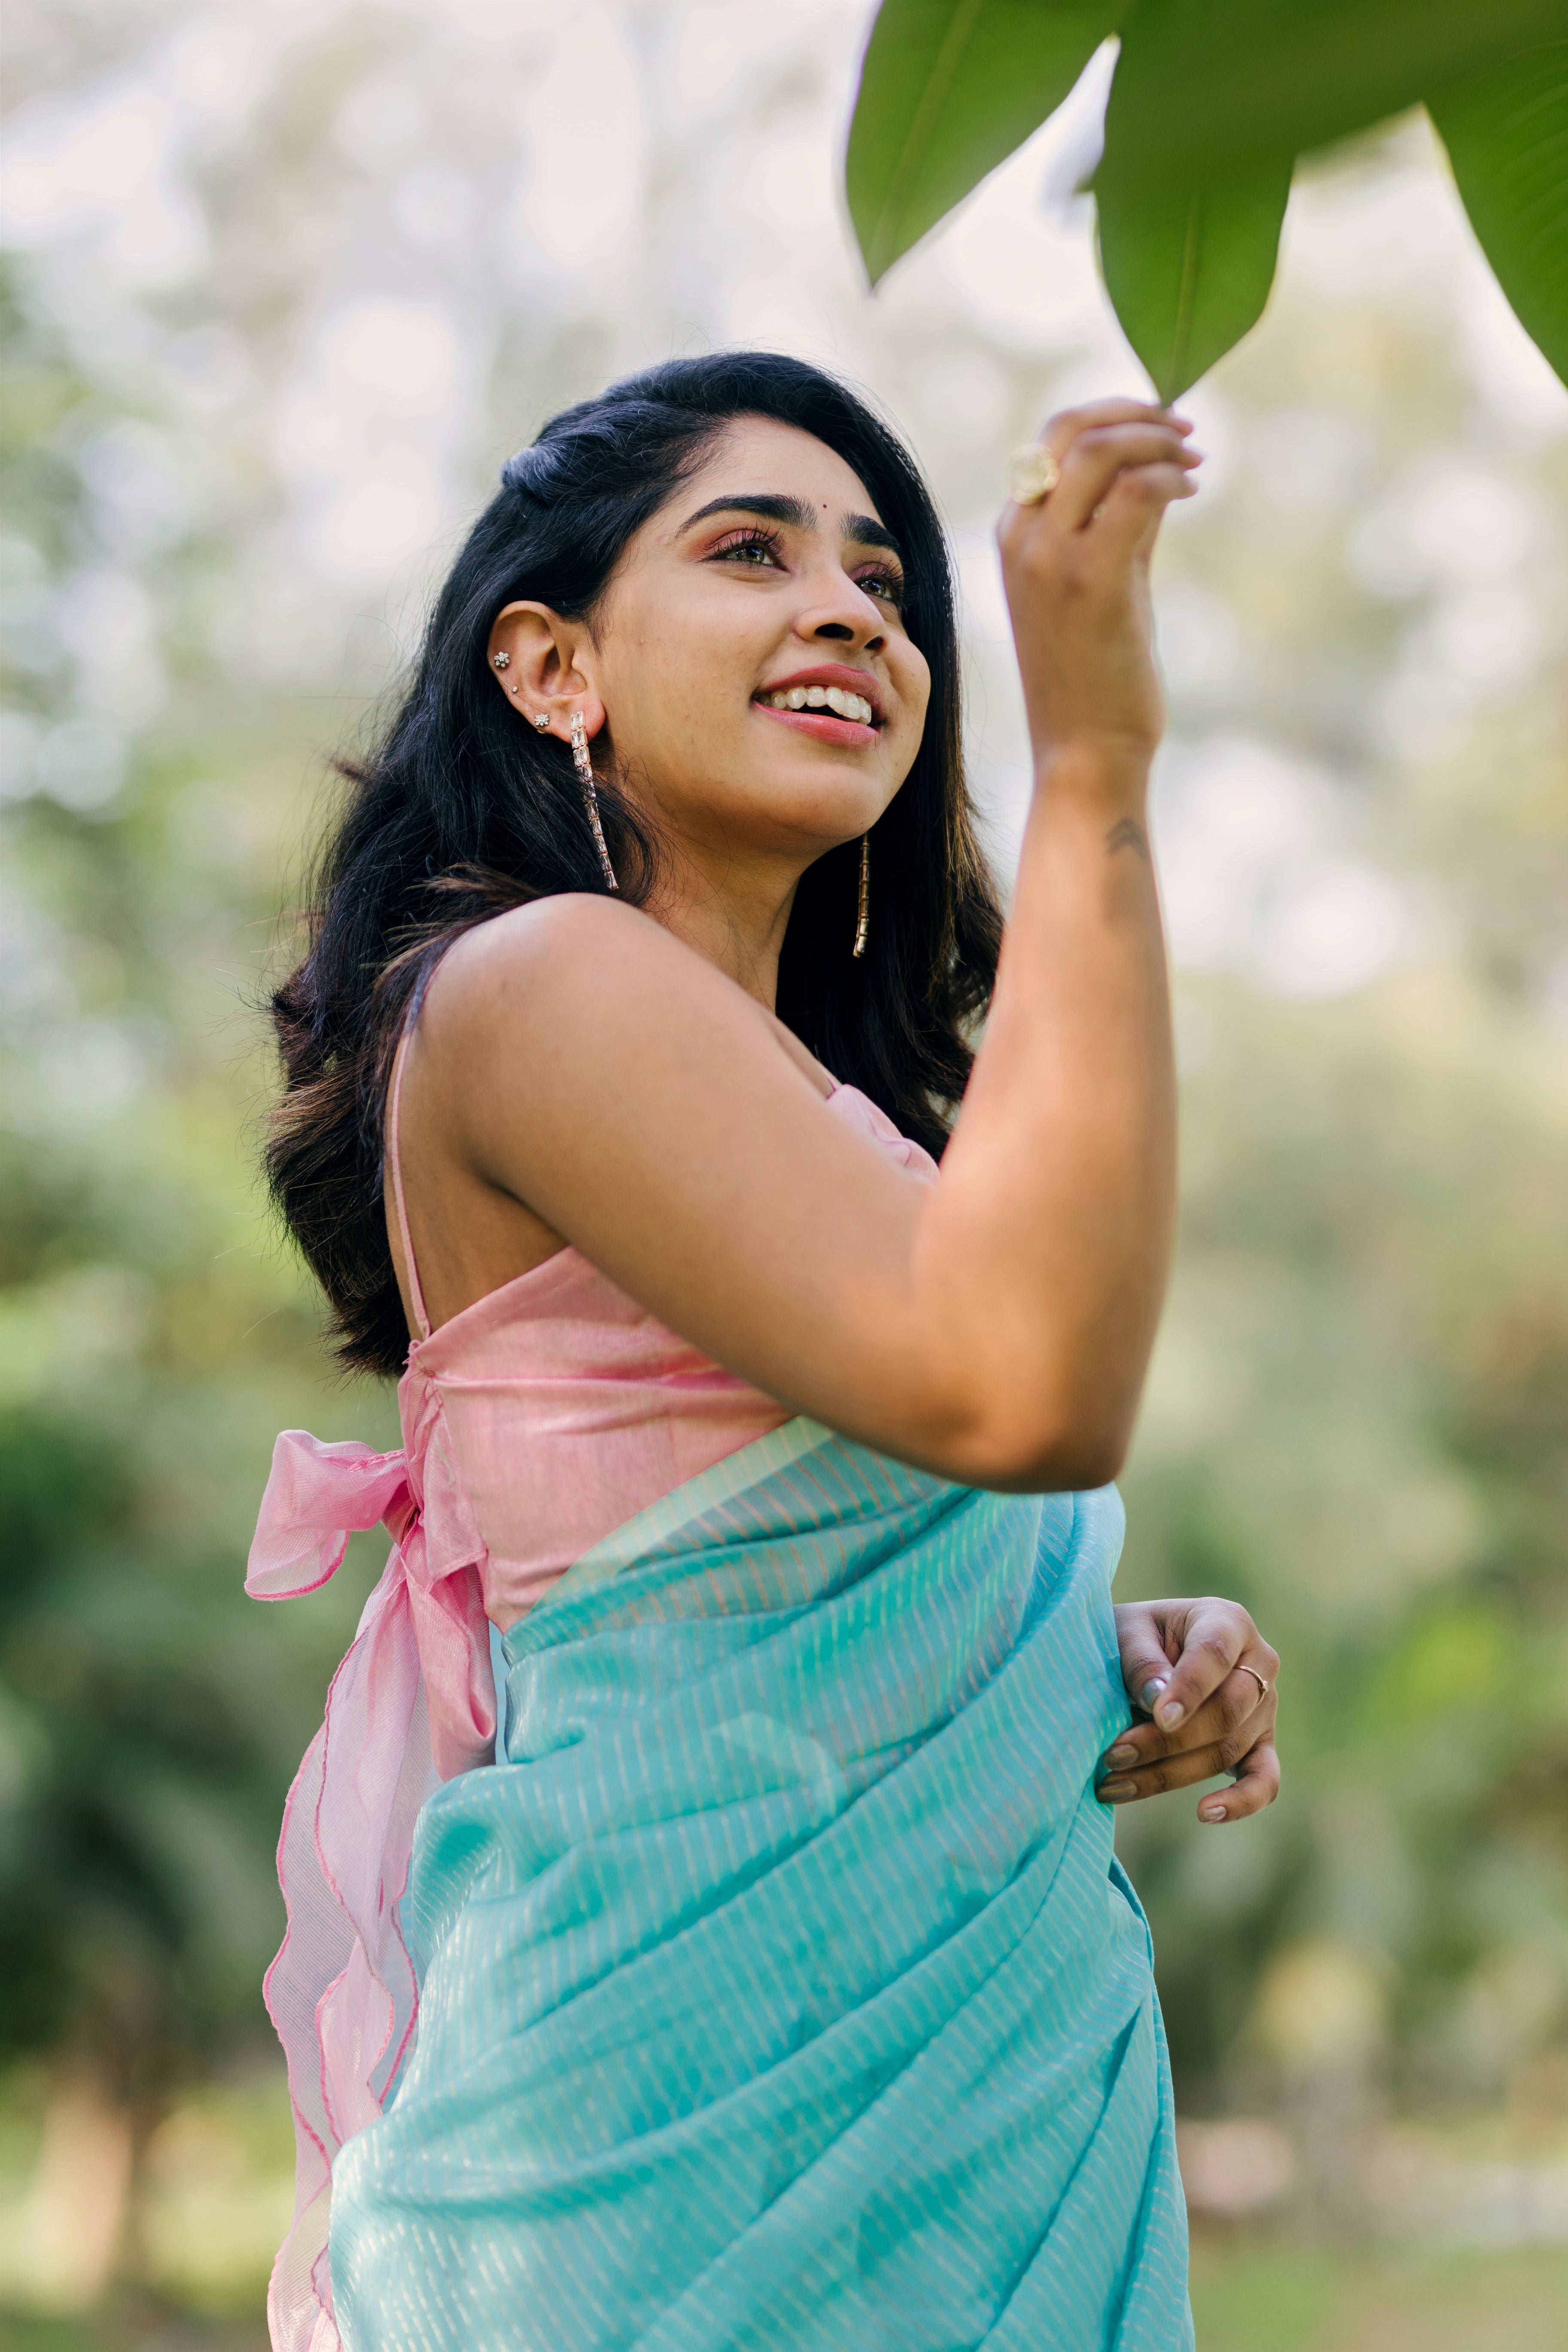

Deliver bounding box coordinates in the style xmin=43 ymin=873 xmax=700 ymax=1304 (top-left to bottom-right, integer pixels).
xmin=580 ymin=416 xmax=930 ymax=869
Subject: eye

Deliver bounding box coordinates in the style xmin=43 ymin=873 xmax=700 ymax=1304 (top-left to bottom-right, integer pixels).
xmin=854 ymin=565 xmax=904 ymax=607
xmin=707 ymin=526 xmax=786 ymax=569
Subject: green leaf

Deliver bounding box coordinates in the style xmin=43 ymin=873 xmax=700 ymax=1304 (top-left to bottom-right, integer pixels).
xmin=1095 ymin=151 xmax=1293 ymax=398
xmin=846 ymin=0 xmax=1120 ymax=283
xmin=1429 ymin=41 xmax=1568 ymax=389
xmin=1103 ymin=0 xmax=1566 ymax=195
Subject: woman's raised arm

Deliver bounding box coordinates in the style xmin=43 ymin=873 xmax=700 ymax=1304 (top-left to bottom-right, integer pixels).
xmin=407 ymin=401 xmax=1197 ymax=1494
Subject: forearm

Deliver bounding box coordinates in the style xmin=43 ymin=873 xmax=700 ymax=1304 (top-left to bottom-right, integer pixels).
xmin=915 ymin=742 xmax=1175 ymax=1486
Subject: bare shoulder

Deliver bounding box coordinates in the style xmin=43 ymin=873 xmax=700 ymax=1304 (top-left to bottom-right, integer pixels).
xmin=427 ymin=895 xmax=729 ymax=1040
xmin=433 ymin=892 xmax=679 ymax=1000
xmin=417 ymin=895 xmax=795 ymax=1121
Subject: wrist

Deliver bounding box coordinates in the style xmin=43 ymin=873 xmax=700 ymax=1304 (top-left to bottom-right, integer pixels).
xmin=1033 ymin=739 xmax=1152 ymax=809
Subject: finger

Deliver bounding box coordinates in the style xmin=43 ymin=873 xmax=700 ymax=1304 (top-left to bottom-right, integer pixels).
xmin=1099 ymin=1675 xmax=1272 ymax=1775
xmin=1097 ymin=1740 xmax=1236 ymax=1803
xmin=1098 ymin=1710 xmax=1275 ymax=1804
xmin=1198 ymin=1741 xmax=1280 ymax=1826
xmin=1111 ymin=1600 xmax=1181 ymax=1723
xmin=1083 ymin=460 xmax=1200 ymax=561
xmin=1047 ymin=425 xmax=1199 ymax=532
xmin=1040 ymin=400 xmax=1194 ymax=462
xmin=1144 ymin=1600 xmax=1258 ymax=1736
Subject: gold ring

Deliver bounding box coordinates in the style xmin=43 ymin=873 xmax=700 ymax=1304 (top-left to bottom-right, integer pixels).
xmin=1238 ymin=1664 xmax=1270 ymax=1704
xmin=1006 ymin=444 xmax=1061 ymax=505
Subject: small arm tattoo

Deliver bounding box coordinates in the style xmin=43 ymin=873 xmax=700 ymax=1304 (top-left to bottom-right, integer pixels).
xmin=1104 ymin=817 xmax=1151 ymax=860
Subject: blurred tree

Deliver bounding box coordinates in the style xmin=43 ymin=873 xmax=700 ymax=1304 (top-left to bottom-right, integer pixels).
xmin=0 ymin=261 xmax=396 ymax=2301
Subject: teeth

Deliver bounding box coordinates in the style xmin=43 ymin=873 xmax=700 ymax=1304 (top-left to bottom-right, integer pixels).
xmin=765 ymin=685 xmax=876 ymax=724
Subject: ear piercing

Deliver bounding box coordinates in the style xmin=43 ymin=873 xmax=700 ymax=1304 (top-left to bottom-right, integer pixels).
xmin=491 ymin=651 xmax=509 ymax=669
xmin=533 ymin=713 xmax=551 ymax=732
xmin=570 ymin=709 xmax=618 ymax=893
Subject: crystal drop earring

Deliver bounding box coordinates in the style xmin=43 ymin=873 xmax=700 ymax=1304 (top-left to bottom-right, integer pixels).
xmin=570 ymin=710 xmax=618 ymax=892
xmin=852 ymin=833 xmax=870 ymax=959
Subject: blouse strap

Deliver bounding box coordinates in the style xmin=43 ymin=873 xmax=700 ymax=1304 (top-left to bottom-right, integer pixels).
xmin=387 ymin=1026 xmax=432 ymax=1342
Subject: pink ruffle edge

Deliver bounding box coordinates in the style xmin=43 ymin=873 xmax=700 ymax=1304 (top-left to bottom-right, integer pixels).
xmin=247 ymin=1404 xmax=495 ymax=2352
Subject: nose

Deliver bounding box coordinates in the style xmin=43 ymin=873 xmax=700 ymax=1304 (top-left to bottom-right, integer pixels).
xmin=795 ymin=576 xmax=887 ymax=654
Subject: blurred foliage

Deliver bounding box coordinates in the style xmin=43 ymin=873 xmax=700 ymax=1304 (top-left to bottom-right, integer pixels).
xmin=849 ymin=5 xmax=1568 ymax=394
xmin=1108 ymin=265 xmax=1568 ymax=2132
xmin=0 ymin=243 xmax=397 ymax=2124
xmin=2 ymin=0 xmax=1567 ymax=2327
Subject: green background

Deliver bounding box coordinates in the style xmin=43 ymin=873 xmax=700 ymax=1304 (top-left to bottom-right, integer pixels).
xmin=2 ymin=0 xmax=1565 ymax=2340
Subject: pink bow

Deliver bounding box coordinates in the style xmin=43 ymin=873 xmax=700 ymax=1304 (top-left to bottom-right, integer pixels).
xmin=247 ymin=1427 xmax=495 ymax=2352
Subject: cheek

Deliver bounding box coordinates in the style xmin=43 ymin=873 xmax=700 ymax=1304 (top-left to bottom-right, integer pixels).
xmin=895 ymin=645 xmax=932 ymax=737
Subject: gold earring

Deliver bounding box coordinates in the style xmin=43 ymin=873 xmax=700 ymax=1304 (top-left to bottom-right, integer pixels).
xmin=852 ymin=834 xmax=870 ymax=959
xmin=570 ymin=709 xmax=618 ymax=892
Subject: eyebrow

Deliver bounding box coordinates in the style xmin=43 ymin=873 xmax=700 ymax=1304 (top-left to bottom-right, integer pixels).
xmin=681 ymin=492 xmax=904 ymax=567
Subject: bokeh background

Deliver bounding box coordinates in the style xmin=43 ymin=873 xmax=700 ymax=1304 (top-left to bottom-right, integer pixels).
xmin=3 ymin=2 xmax=1566 ymax=2346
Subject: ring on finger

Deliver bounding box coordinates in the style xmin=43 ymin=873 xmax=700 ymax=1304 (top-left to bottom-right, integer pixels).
xmin=1238 ymin=1664 xmax=1270 ymax=1703
xmin=1006 ymin=443 xmax=1061 ymax=505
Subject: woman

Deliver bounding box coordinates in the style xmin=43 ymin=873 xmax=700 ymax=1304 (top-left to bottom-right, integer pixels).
xmin=250 ymin=352 xmax=1279 ymax=2352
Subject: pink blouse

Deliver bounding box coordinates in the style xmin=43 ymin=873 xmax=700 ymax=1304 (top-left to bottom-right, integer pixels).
xmin=392 ymin=1046 xmax=939 ymax=1628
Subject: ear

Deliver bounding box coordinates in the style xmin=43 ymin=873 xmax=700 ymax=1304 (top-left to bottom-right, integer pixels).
xmin=485 ymin=602 xmax=606 ymax=742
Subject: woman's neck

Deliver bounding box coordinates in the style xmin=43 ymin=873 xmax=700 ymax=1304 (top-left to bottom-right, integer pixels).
xmin=642 ymin=840 xmax=804 ymax=1013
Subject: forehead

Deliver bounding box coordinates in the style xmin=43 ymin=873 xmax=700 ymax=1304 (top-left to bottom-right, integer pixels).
xmin=676 ymin=415 xmax=881 ymax=527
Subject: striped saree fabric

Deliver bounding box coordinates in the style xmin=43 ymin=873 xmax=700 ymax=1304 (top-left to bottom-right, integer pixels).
xmin=326 ymin=1418 xmax=1192 ymax=2350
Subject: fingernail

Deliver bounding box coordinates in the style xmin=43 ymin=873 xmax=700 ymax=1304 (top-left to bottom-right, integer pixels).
xmin=1155 ymin=1698 xmax=1185 ymax=1729
xmin=1105 ymin=1743 xmax=1139 ymax=1770
xmin=1139 ymin=1677 xmax=1169 ymax=1713
xmin=1200 ymin=1801 xmax=1228 ymax=1823
xmin=1098 ymin=1778 xmax=1138 ymax=1803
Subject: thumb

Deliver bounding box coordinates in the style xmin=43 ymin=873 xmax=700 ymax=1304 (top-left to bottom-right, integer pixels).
xmin=1145 ymin=1598 xmax=1247 ymax=1732
xmin=1114 ymin=1601 xmax=1181 ymax=1716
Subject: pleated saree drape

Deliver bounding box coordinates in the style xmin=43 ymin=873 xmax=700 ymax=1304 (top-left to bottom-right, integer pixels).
xmin=319 ymin=1417 xmax=1191 ymax=2351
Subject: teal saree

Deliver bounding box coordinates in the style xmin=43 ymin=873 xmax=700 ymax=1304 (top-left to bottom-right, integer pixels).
xmin=328 ymin=1419 xmax=1191 ymax=2350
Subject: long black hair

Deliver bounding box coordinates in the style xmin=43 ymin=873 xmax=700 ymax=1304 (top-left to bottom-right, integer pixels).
xmin=267 ymin=351 xmax=1004 ymax=1377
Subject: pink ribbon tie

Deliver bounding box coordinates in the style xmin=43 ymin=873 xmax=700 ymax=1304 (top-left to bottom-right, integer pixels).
xmin=247 ymin=1427 xmax=495 ymax=2352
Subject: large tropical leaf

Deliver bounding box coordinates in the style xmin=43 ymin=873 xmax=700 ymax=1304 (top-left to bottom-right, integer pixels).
xmin=846 ymin=0 xmax=1120 ymax=282
xmin=1105 ymin=0 xmax=1566 ymax=194
xmin=1429 ymin=41 xmax=1568 ymax=388
xmin=1095 ymin=148 xmax=1293 ymax=399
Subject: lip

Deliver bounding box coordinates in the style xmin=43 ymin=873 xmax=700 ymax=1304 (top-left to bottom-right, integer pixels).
xmin=752 ymin=662 xmax=885 ymax=726
xmin=755 ymin=705 xmax=879 ymax=749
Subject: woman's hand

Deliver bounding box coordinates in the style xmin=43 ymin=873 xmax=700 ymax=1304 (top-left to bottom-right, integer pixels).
xmin=998 ymin=399 xmax=1200 ymax=772
xmin=1099 ymin=1598 xmax=1280 ymax=1824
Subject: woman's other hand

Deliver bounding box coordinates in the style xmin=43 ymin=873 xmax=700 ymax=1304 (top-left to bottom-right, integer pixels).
xmin=1099 ymin=1597 xmax=1280 ymax=1824
xmin=998 ymin=399 xmax=1201 ymax=772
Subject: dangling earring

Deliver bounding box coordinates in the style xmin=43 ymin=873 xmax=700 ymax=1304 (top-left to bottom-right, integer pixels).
xmin=852 ymin=833 xmax=870 ymax=959
xmin=570 ymin=709 xmax=618 ymax=892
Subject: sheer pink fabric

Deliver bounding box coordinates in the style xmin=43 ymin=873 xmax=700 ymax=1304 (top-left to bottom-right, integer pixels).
xmin=248 ymin=1044 xmax=937 ymax=2352
xmin=247 ymin=1410 xmax=494 ymax=2352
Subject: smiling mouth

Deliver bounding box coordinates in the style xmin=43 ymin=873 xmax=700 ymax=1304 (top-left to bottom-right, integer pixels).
xmin=760 ymin=682 xmax=878 ymax=726
xmin=751 ymin=677 xmax=882 ymax=748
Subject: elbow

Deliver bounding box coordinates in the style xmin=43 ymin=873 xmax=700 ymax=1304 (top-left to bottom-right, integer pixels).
xmin=941 ymin=1406 xmax=1131 ymax=1496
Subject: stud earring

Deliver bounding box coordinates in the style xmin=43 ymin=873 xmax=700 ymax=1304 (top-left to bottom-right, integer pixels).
xmin=852 ymin=833 xmax=870 ymax=959
xmin=533 ymin=712 xmax=551 ymax=732
xmin=570 ymin=709 xmax=618 ymax=892
xmin=491 ymin=651 xmax=510 ymax=669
